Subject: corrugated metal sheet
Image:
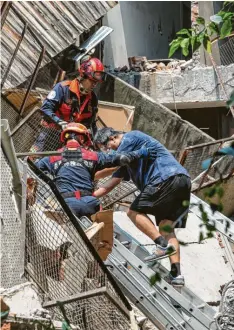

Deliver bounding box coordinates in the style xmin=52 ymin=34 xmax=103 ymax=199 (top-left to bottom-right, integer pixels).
xmin=1 ymin=1 xmax=116 ymax=88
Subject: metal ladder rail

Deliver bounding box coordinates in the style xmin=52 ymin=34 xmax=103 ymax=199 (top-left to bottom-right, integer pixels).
xmin=79 ymin=217 xmax=191 ymax=329
xmin=110 ymin=239 xmax=214 ymax=330
xmin=113 ymin=223 xmax=216 ymax=320
xmin=79 ymin=216 xmax=215 ymax=321
xmin=190 ymin=194 xmax=234 ymax=242
xmin=79 ymin=217 xmax=188 ymax=329
xmin=107 ymin=254 xmax=189 ymax=330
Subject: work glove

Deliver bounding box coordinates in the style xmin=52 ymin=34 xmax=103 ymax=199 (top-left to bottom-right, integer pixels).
xmin=117 ymin=146 xmax=149 ymax=166
xmin=58 ymin=121 xmax=68 ymax=130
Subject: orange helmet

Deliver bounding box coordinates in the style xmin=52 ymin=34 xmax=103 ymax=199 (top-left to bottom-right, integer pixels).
xmin=79 ymin=58 xmax=106 ymax=82
xmin=60 ymin=123 xmax=92 ymax=147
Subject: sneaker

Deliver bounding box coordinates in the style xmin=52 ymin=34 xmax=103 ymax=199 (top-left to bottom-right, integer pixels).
xmin=144 ymin=244 xmax=176 ymax=262
xmin=164 ymin=273 xmax=185 ymax=287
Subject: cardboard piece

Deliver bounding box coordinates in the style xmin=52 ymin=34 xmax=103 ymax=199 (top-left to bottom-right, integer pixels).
xmin=91 ymin=209 xmax=114 ymax=260
xmin=97 ymin=101 xmax=134 ymax=132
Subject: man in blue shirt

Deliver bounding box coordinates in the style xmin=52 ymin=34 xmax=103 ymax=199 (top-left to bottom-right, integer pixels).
xmin=93 ymin=128 xmax=191 ymax=287
xmin=34 ymin=123 xmax=150 ymax=219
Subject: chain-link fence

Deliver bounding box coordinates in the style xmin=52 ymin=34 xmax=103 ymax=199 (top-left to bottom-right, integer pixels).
xmin=220 ymin=37 xmax=234 ymax=66
xmin=96 ymin=177 xmax=138 ymax=210
xmin=1 ymin=5 xmax=62 ymax=117
xmin=1 ymin=98 xmax=62 ymax=153
xmin=24 ymin=160 xmax=131 ymax=329
xmin=179 ymin=137 xmax=234 ymax=182
xmin=0 ymin=147 xmax=25 ymax=288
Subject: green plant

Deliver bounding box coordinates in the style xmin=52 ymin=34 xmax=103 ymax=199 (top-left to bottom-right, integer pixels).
xmin=169 ymin=2 xmax=234 ymax=57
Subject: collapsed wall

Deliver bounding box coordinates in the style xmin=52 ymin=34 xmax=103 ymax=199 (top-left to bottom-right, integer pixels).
xmin=99 ymin=74 xmax=214 ymax=151
xmin=108 ymin=64 xmax=234 ymax=106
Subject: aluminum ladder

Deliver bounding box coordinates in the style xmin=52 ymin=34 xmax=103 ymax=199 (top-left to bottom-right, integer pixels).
xmin=79 ymin=216 xmax=217 ymax=330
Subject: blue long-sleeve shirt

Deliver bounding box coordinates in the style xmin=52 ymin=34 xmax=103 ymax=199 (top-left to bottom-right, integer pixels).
xmin=112 ymin=131 xmax=189 ymax=191
xmin=35 ymin=147 xmax=147 ymax=194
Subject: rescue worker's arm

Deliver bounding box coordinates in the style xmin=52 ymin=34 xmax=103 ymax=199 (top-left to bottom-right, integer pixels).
xmin=93 ymin=177 xmax=122 ymax=198
xmin=41 ymin=83 xmax=65 ymax=126
xmin=96 ymin=146 xmax=149 ymax=170
xmin=93 ymin=166 xmax=129 ymax=198
xmin=94 ymin=167 xmax=118 ymax=181
xmin=33 ymin=157 xmax=54 ymax=175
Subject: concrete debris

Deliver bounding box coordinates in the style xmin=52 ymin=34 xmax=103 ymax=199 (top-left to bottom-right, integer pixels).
xmin=0 ymin=284 xmax=72 ymax=329
xmin=0 ymin=282 xmax=42 ymax=317
xmin=112 ymin=56 xmax=201 ymax=73
xmin=131 ymin=304 xmax=159 ymax=330
xmin=216 ymin=280 xmax=234 ymax=330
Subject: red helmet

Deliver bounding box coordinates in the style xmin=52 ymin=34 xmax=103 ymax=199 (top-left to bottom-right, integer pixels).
xmin=60 ymin=123 xmax=92 ymax=147
xmin=79 ymin=58 xmax=106 ymax=82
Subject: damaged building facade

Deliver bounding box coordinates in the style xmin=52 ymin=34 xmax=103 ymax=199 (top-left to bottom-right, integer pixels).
xmin=102 ymin=1 xmax=234 ymax=139
xmin=1 ymin=1 xmax=234 ymax=330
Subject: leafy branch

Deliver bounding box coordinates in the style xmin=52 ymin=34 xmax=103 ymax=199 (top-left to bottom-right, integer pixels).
xmin=169 ymin=7 xmax=234 ymax=57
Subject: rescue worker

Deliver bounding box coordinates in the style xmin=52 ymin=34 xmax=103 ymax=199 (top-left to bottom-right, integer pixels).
xmin=31 ymin=57 xmax=105 ymax=153
xmin=93 ymin=128 xmax=191 ymax=287
xmin=34 ymin=123 xmax=152 ymax=218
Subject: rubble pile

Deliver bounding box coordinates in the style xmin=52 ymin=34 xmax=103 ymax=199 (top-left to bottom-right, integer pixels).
xmin=0 ymin=283 xmax=67 ymax=330
xmin=111 ymin=56 xmax=201 ymax=74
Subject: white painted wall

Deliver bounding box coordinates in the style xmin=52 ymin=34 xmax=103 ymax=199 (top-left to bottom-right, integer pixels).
xmin=102 ymin=4 xmax=128 ymax=68
xmin=103 ymin=1 xmax=183 ymax=68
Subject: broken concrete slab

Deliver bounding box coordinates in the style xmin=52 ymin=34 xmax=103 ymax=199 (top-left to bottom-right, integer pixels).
xmin=99 ymin=74 xmax=214 ymax=151
xmin=109 ymin=64 xmax=234 ymax=108
xmin=0 ymin=282 xmax=42 ymax=317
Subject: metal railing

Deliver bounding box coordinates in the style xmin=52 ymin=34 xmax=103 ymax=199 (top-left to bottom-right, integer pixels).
xmin=179 ymin=137 xmax=234 ymax=182
xmin=24 ymin=160 xmax=131 ymax=329
xmin=1 ymin=4 xmax=62 ymax=116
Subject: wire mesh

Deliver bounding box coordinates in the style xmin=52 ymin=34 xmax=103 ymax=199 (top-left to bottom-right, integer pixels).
xmin=48 ymin=293 xmax=130 ymax=330
xmin=0 ymin=148 xmax=25 ymax=288
xmin=96 ymin=176 xmax=138 ymax=210
xmin=13 ymin=118 xmax=62 ymax=153
xmin=220 ymin=37 xmax=234 ymax=66
xmin=1 ymin=96 xmax=20 ymax=131
xmin=24 ymin=162 xmax=131 ymax=329
xmin=1 ymin=94 xmax=62 ymax=153
xmin=180 ymin=139 xmax=234 ymax=181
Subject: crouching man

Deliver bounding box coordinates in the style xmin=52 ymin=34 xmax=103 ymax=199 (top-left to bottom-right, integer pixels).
xmin=93 ymin=128 xmax=191 ymax=287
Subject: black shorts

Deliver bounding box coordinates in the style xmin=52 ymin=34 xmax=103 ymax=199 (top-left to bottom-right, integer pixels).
xmin=130 ymin=174 xmax=191 ymax=228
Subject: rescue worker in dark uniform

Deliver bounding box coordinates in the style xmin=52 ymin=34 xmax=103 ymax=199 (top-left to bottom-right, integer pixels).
xmin=34 ymin=123 xmax=151 ymax=218
xmin=31 ymin=58 xmax=105 ymax=153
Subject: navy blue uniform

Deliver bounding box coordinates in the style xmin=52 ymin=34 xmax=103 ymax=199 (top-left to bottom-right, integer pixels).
xmin=36 ymin=146 xmax=147 ymax=218
xmin=31 ymin=79 xmax=98 ymax=153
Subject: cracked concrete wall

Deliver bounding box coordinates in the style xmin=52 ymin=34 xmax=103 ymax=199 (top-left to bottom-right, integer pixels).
xmin=99 ymin=74 xmax=214 ymax=151
xmin=103 ymin=2 xmax=183 ymax=68
xmin=110 ymin=64 xmax=234 ymax=106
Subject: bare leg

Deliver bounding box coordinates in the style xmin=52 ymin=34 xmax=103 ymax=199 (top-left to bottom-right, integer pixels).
xmin=159 ymin=219 xmax=180 ymax=265
xmin=127 ymin=209 xmax=161 ymax=241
